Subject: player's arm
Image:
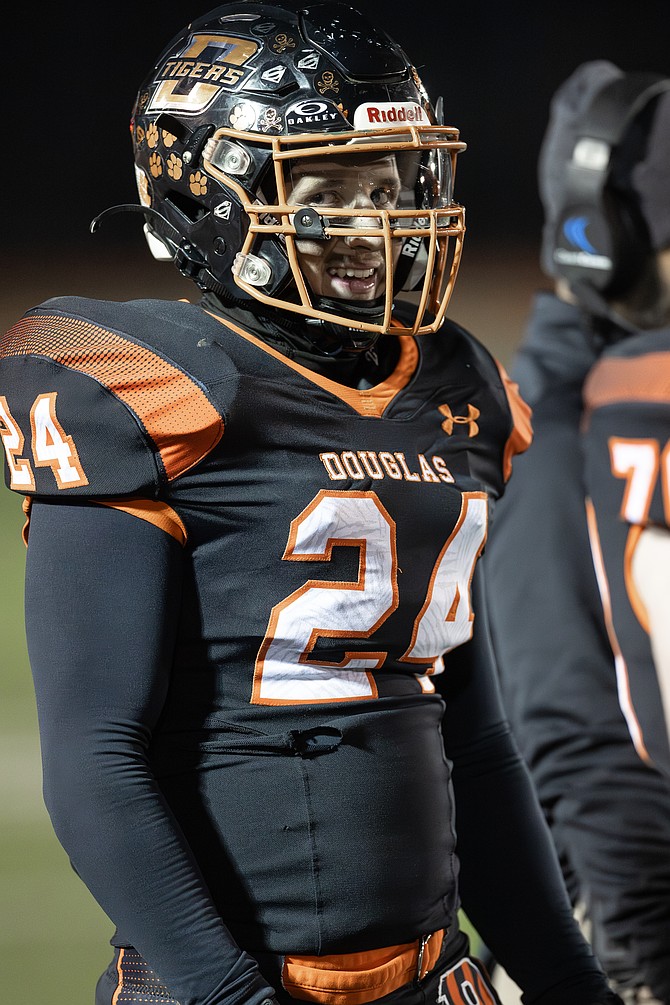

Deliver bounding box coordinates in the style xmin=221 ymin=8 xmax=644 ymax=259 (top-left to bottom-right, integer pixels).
xmin=439 ymin=567 xmax=619 ymax=1005
xmin=24 ymin=499 xmax=276 ymax=1005
xmin=631 ymin=525 xmax=670 ymax=741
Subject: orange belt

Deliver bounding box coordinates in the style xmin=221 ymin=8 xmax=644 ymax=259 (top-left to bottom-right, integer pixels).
xmin=282 ymin=930 xmax=445 ymax=1005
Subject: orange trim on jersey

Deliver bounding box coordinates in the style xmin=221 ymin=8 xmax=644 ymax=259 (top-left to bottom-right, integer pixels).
xmin=282 ymin=930 xmax=444 ymax=1005
xmin=21 ymin=495 xmax=31 ymax=546
xmin=203 ymin=310 xmax=419 ymax=419
xmin=93 ymin=498 xmax=188 ymax=545
xmin=111 ymin=947 xmax=125 ymax=1005
xmin=584 ymin=352 xmax=670 ymax=416
xmin=586 ymin=498 xmax=652 ymax=765
xmin=19 ymin=496 xmax=187 ymax=546
xmin=624 ymin=524 xmax=651 ymax=633
xmin=1 ymin=314 xmax=224 ymax=481
xmin=496 ymin=360 xmax=533 ymax=481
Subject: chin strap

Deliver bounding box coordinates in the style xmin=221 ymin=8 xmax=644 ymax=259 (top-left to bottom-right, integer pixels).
xmin=90 ymin=203 xmax=179 ymax=244
xmin=570 ymin=278 xmax=638 ymax=350
xmin=308 ymin=296 xmax=388 ymax=354
xmin=90 ymin=204 xmax=237 ymax=299
xmin=90 ymin=204 xmax=389 ymax=354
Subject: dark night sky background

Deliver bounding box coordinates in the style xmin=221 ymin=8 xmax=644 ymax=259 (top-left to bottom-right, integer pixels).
xmin=7 ymin=1 xmax=670 ymax=251
xmin=2 ymin=0 xmax=669 ymax=322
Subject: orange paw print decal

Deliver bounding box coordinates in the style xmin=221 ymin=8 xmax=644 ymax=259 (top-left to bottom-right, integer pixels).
xmin=146 ymin=123 xmax=159 ymax=149
xmin=135 ymin=124 xmax=146 ymax=146
xmin=136 ymin=170 xmax=150 ymax=206
xmin=167 ymin=154 xmax=183 ymax=180
xmin=189 ymin=171 xmax=208 ymax=196
xmin=162 ymin=129 xmax=177 ymax=148
xmin=149 ymin=153 xmax=163 ymax=178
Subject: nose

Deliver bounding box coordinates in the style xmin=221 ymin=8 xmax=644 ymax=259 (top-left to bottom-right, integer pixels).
xmin=341 ymin=192 xmax=384 ymax=249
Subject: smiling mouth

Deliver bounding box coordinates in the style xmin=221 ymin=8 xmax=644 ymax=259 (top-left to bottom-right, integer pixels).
xmin=327 ymin=266 xmax=376 ymax=279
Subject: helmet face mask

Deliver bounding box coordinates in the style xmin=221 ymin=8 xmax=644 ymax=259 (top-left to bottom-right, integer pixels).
xmin=131 ymin=2 xmax=466 ymax=338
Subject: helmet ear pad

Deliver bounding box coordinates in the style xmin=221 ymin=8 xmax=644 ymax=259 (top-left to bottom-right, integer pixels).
xmin=550 ymin=72 xmax=670 ymax=304
xmin=601 ymin=186 xmax=653 ymax=298
xmin=552 ymin=187 xmax=651 ymax=299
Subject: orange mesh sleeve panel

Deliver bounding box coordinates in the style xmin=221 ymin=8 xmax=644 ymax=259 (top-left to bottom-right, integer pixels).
xmin=1 ymin=314 xmax=224 ymax=481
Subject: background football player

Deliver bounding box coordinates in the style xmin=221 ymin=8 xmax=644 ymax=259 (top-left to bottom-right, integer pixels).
xmin=486 ymin=60 xmax=670 ymax=1004
xmin=0 ymin=5 xmax=624 ymax=1005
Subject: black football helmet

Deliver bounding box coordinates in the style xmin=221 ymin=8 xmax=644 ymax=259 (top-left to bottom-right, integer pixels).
xmin=128 ymin=1 xmax=466 ymax=338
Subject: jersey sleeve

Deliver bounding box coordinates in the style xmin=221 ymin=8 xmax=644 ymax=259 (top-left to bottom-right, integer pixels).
xmin=436 ymin=321 xmax=533 ymax=500
xmin=24 ymin=498 xmax=276 ymax=1005
xmin=0 ymin=297 xmax=224 ymax=498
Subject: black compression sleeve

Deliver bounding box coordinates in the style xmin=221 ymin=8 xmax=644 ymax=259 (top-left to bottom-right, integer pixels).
xmin=440 ymin=568 xmax=615 ymax=1005
xmin=24 ymin=500 xmax=276 ymax=1005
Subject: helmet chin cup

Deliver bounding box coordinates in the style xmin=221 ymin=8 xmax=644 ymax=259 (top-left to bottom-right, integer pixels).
xmin=130 ymin=1 xmax=466 ymax=338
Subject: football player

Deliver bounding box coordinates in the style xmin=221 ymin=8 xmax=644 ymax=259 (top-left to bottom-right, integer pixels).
xmin=0 ymin=6 xmax=623 ymax=1005
xmin=486 ymin=61 xmax=670 ymax=1004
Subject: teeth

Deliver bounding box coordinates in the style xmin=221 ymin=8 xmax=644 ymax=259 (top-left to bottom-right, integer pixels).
xmin=328 ymin=268 xmax=375 ymax=278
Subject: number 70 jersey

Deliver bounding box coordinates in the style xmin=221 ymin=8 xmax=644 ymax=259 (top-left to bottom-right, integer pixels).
xmin=0 ymin=295 xmax=531 ymax=710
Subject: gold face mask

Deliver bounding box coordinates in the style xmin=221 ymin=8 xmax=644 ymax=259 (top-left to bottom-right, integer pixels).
xmin=203 ymin=121 xmax=466 ymax=335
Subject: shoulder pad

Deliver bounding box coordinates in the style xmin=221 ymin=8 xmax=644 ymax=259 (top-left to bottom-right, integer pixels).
xmin=0 ymin=297 xmax=224 ymax=497
xmin=425 ymin=318 xmax=533 ymax=484
xmin=585 ymin=335 xmax=670 ymax=418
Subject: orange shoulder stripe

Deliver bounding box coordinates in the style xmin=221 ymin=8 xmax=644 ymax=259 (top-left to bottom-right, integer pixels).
xmin=584 ymin=352 xmax=670 ymax=416
xmin=1 ymin=314 xmax=224 ymax=481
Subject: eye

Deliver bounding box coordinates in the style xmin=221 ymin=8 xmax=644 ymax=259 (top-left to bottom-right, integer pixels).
xmin=303 ymin=189 xmax=340 ymax=207
xmin=371 ymin=186 xmax=397 ymax=208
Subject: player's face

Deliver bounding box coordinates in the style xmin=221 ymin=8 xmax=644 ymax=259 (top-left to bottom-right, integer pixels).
xmin=286 ymin=153 xmax=403 ymax=302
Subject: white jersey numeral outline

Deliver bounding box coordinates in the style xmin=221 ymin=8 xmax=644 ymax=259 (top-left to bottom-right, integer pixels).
xmin=0 ymin=393 xmax=88 ymax=490
xmin=253 ymin=489 xmax=488 ymax=704
xmin=609 ymin=437 xmax=660 ymax=523
xmin=30 ymin=393 xmax=88 ymax=488
xmin=0 ymin=395 xmax=36 ymax=490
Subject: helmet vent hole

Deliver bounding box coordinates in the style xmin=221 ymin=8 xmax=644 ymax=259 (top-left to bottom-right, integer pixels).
xmin=165 ymin=189 xmax=208 ymax=224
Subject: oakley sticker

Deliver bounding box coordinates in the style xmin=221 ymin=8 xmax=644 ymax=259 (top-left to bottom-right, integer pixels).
xmin=285 ymin=98 xmax=348 ymax=131
xmin=353 ymin=102 xmax=428 ymax=129
xmin=148 ymin=33 xmax=260 ymax=114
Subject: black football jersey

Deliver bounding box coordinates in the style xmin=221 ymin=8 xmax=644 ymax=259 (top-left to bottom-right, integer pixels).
xmin=583 ymin=328 xmax=670 ymax=776
xmin=0 ymin=296 xmax=531 ymax=955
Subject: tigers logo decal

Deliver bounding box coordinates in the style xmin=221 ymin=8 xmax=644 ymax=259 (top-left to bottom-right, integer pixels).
xmin=148 ymin=34 xmax=260 ymax=114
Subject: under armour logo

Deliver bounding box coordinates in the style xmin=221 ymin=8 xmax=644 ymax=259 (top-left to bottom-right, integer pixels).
xmin=439 ymin=403 xmax=480 ymax=437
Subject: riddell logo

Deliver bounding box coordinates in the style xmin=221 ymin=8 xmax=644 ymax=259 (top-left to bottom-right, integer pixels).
xmin=353 ymin=102 xmax=427 ymax=130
